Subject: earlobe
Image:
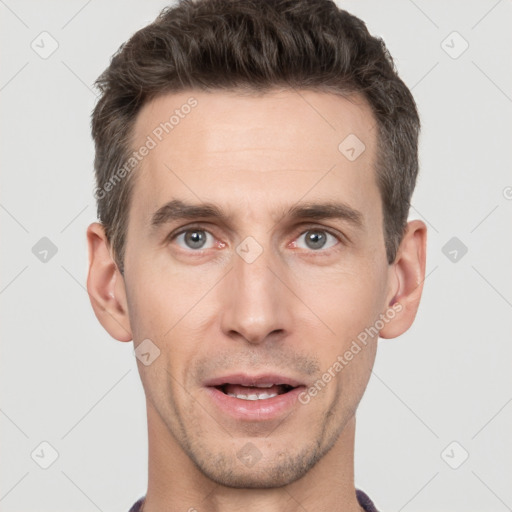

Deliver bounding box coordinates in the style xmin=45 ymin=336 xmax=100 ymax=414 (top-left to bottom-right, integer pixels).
xmin=86 ymin=222 xmax=133 ymax=342
xmin=379 ymin=219 xmax=427 ymax=339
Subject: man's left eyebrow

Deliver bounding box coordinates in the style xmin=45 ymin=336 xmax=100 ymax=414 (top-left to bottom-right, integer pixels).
xmin=283 ymin=201 xmax=364 ymax=230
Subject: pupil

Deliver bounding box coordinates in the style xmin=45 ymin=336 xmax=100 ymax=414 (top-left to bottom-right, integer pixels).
xmin=306 ymin=231 xmax=326 ymax=249
xmin=185 ymin=230 xmax=206 ymax=249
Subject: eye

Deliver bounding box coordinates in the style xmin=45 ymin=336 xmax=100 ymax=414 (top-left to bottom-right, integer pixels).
xmin=172 ymin=228 xmax=216 ymax=250
xmin=294 ymin=229 xmax=340 ymax=251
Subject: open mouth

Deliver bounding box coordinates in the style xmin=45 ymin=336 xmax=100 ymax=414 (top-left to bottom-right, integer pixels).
xmin=215 ymin=383 xmax=296 ymax=401
xmin=205 ymin=374 xmax=305 ymax=420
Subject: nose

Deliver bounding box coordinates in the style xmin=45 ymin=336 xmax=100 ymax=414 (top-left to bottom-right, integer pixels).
xmin=219 ymin=242 xmax=292 ymax=346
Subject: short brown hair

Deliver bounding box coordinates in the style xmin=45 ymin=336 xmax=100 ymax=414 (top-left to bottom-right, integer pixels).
xmin=91 ymin=0 xmax=420 ymax=273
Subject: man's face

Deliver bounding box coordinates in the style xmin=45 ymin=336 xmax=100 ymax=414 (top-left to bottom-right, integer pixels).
xmin=122 ymin=89 xmax=394 ymax=487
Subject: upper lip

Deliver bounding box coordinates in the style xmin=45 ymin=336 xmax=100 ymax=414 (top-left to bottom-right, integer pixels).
xmin=204 ymin=373 xmax=304 ymax=388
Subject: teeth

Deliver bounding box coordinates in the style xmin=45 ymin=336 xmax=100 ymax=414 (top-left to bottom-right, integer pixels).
xmin=227 ymin=392 xmax=278 ymax=400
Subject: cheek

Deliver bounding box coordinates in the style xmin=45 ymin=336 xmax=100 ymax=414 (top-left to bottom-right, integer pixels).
xmin=124 ymin=270 xmax=202 ymax=407
xmin=125 ymin=256 xmax=209 ymax=338
xmin=125 ymin=262 xmax=218 ymax=385
xmin=297 ymin=264 xmax=386 ymax=340
xmin=293 ymin=261 xmax=386 ymax=401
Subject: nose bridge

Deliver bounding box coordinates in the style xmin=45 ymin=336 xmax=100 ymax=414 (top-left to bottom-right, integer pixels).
xmin=220 ymin=237 xmax=288 ymax=344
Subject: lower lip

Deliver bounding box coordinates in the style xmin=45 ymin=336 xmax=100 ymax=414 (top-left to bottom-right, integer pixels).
xmin=205 ymin=386 xmax=305 ymax=421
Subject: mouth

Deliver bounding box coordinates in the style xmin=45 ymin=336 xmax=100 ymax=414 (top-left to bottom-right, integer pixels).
xmin=216 ymin=383 xmax=296 ymax=400
xmin=204 ymin=374 xmax=306 ymax=421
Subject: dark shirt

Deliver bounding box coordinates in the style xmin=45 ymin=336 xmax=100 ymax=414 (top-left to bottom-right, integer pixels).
xmin=129 ymin=488 xmax=380 ymax=511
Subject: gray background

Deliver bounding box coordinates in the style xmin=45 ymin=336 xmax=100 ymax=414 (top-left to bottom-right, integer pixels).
xmin=1 ymin=0 xmax=511 ymax=511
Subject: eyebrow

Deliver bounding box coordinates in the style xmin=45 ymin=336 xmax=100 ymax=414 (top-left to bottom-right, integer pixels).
xmin=150 ymin=199 xmax=364 ymax=230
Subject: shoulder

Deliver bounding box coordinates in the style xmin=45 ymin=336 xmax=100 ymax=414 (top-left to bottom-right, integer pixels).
xmin=128 ymin=496 xmax=145 ymax=512
xmin=356 ymin=488 xmax=381 ymax=512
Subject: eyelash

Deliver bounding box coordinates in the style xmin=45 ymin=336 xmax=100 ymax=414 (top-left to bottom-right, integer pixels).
xmin=167 ymin=224 xmax=345 ymax=253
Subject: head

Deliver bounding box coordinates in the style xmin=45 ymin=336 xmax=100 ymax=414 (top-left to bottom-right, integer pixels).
xmin=87 ymin=0 xmax=426 ymax=489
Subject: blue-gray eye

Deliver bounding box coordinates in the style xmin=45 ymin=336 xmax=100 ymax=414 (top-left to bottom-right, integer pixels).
xmin=175 ymin=229 xmax=214 ymax=250
xmin=296 ymin=230 xmax=338 ymax=250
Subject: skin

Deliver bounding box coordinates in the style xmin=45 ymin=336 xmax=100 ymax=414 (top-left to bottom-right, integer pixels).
xmin=87 ymin=89 xmax=427 ymax=512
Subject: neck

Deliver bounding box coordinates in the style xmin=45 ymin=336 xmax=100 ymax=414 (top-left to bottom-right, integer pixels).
xmin=142 ymin=402 xmax=363 ymax=512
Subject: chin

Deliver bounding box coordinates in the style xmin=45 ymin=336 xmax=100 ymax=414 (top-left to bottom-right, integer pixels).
xmin=187 ymin=442 xmax=325 ymax=489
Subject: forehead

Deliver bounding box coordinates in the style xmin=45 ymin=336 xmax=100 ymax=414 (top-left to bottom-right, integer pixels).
xmin=129 ymin=88 xmax=380 ymax=228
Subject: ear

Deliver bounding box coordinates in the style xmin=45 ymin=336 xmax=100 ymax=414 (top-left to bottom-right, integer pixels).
xmin=86 ymin=222 xmax=132 ymax=342
xmin=379 ymin=219 xmax=427 ymax=339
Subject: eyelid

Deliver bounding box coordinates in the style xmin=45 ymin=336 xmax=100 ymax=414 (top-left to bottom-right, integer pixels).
xmin=165 ymin=222 xmax=348 ymax=249
xmin=166 ymin=223 xmax=216 ymax=240
xmin=290 ymin=222 xmax=348 ymax=245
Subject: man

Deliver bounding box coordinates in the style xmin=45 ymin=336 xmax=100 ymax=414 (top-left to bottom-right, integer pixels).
xmin=86 ymin=0 xmax=426 ymax=510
